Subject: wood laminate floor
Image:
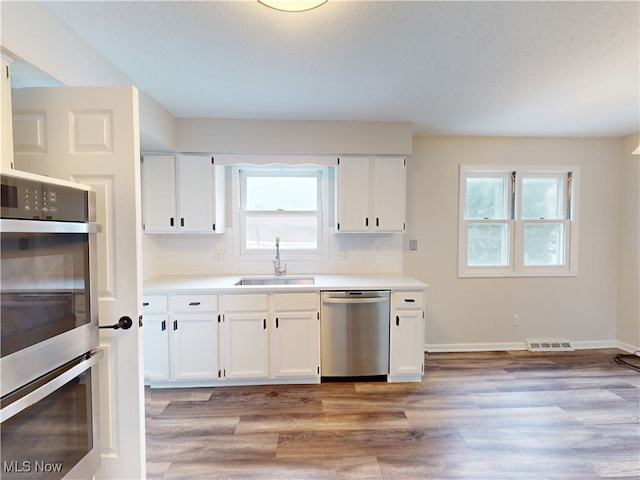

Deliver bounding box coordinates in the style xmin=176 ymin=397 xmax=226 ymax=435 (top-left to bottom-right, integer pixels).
xmin=145 ymin=349 xmax=640 ymax=480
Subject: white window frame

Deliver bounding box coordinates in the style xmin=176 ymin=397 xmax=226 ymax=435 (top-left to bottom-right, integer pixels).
xmin=459 ymin=165 xmax=580 ymax=278
xmin=233 ymin=165 xmax=329 ymax=260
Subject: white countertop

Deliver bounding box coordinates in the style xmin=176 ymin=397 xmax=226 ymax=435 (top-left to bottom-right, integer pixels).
xmin=143 ymin=274 xmax=427 ymax=294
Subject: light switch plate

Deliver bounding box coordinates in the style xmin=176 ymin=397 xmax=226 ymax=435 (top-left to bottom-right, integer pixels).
xmin=409 ymin=239 xmax=418 ymax=250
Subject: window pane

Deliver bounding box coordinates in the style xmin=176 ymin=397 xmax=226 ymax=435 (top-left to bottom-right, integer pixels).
xmin=245 ymin=215 xmax=318 ymax=249
xmin=465 ymin=177 xmax=508 ymax=219
xmin=246 ymin=177 xmax=317 ymax=211
xmin=467 ymin=223 xmax=509 ymax=266
xmin=524 ymin=223 xmax=565 ymax=266
xmin=521 ymin=177 xmax=563 ymax=219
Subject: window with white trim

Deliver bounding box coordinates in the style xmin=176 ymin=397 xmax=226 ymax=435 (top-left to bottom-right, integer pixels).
xmin=238 ymin=166 xmax=326 ymax=255
xmin=459 ymin=166 xmax=579 ymax=277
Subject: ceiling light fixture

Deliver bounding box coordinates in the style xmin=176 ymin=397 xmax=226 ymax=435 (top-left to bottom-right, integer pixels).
xmin=258 ymin=0 xmax=327 ymax=12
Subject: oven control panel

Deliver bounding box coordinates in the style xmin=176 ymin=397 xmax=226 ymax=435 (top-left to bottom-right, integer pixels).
xmin=0 ymin=174 xmax=88 ymax=221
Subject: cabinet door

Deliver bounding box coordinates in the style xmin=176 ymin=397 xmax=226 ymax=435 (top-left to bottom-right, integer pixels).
xmin=169 ymin=315 xmax=218 ymax=380
xmin=336 ymin=157 xmax=370 ymax=232
xmin=271 ymin=312 xmax=320 ymax=378
xmin=142 ymin=154 xmax=178 ymax=233
xmin=373 ymin=157 xmax=406 ymax=232
xmin=143 ymin=314 xmax=170 ymax=382
xmin=177 ymin=155 xmax=216 ymax=233
xmin=222 ymin=313 xmax=269 ymax=379
xmin=390 ymin=310 xmax=424 ymax=376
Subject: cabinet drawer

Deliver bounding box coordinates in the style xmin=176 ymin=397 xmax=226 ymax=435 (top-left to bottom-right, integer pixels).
xmin=171 ymin=294 xmax=218 ymax=312
xmin=271 ymin=293 xmax=318 ymax=312
xmin=393 ymin=291 xmax=424 ymax=309
xmin=142 ymin=295 xmax=168 ymax=313
xmin=223 ymin=294 xmax=268 ymax=312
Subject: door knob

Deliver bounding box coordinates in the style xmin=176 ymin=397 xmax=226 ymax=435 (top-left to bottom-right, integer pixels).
xmin=99 ymin=316 xmax=133 ymax=330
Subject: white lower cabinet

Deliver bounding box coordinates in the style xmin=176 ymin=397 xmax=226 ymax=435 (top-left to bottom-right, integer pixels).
xmin=143 ymin=287 xmax=424 ymax=387
xmin=143 ymin=313 xmax=170 ymax=382
xmin=220 ymin=292 xmax=320 ymax=382
xmin=389 ymin=291 xmax=425 ymax=381
xmin=271 ymin=293 xmax=320 ymax=379
xmin=142 ymin=294 xmax=219 ymax=385
xmin=142 ymin=295 xmax=169 ymax=383
xmin=221 ymin=294 xmax=270 ymax=380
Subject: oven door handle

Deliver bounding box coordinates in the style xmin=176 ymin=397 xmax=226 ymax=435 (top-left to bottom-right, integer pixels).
xmin=0 ymin=349 xmax=103 ymax=423
xmin=0 ymin=219 xmax=102 ymax=234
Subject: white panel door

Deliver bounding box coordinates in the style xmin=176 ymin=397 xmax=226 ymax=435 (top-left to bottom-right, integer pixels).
xmin=1 ymin=57 xmax=14 ymax=170
xmin=12 ymin=86 xmax=145 ymax=479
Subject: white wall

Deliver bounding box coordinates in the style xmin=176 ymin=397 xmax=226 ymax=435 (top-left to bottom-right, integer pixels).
xmin=177 ymin=118 xmax=412 ymax=155
xmin=404 ymin=136 xmax=624 ymax=351
xmin=1 ymin=2 xmax=130 ymax=88
xmin=617 ymin=134 xmax=640 ymax=351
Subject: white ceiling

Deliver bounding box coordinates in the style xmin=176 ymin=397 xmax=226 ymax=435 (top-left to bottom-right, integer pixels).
xmin=24 ymin=1 xmax=640 ymax=136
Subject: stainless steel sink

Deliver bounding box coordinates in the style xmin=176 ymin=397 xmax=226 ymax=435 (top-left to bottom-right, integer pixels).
xmin=235 ymin=276 xmax=315 ymax=286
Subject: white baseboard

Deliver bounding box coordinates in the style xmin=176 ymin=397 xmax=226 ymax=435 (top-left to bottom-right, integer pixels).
xmin=425 ymin=342 xmax=527 ymax=352
xmin=424 ymin=339 xmax=633 ymax=353
xmin=616 ymin=340 xmax=640 ymax=354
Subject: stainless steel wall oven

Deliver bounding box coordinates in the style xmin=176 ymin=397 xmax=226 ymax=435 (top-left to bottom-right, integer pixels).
xmin=1 ymin=172 xmax=101 ymax=479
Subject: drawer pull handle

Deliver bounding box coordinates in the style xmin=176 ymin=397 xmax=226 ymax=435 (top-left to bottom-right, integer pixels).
xmin=404 ymin=299 xmax=416 ymax=303
xmin=276 ymin=317 xmax=279 ymax=328
xmin=161 ymin=320 xmax=166 ymax=331
xmin=173 ymin=320 xmax=178 ymax=330
xmin=396 ymin=315 xmax=400 ymax=326
xmin=142 ymin=302 xmax=149 ymax=306
xmin=263 ymin=319 xmax=267 ymax=330
xmin=189 ymin=302 xmax=201 ymax=306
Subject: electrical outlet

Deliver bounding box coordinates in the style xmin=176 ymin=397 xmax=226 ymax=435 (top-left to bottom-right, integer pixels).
xmin=409 ymin=239 xmax=418 ymax=250
xmin=339 ymin=250 xmax=349 ymax=260
xmin=214 ymin=250 xmax=225 ymax=262
xmin=512 ymin=314 xmax=520 ymax=326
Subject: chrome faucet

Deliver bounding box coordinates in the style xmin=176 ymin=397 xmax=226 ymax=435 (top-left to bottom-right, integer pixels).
xmin=273 ymin=237 xmax=286 ymax=276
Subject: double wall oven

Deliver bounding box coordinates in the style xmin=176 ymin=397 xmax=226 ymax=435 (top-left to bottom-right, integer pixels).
xmin=1 ymin=171 xmax=102 ymax=479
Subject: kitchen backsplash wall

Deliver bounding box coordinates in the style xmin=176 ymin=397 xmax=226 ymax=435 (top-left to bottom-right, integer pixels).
xmin=142 ymin=229 xmax=404 ymax=279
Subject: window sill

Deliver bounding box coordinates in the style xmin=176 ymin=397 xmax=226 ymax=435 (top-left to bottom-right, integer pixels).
xmin=458 ymin=269 xmax=578 ymax=278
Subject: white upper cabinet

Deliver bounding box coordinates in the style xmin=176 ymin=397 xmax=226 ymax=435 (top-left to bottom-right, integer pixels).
xmin=142 ymin=153 xmax=225 ymax=234
xmin=372 ymin=157 xmax=407 ymax=232
xmin=335 ymin=156 xmax=406 ymax=233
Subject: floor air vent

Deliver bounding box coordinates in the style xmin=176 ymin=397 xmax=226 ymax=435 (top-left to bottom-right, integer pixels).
xmin=526 ymin=339 xmax=574 ymax=352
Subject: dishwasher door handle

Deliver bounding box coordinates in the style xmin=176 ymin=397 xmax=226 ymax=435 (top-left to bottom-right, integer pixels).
xmin=322 ymin=297 xmax=388 ymax=305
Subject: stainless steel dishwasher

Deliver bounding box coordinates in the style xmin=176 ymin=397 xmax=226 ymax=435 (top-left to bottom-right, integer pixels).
xmin=320 ymin=290 xmax=390 ymax=377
